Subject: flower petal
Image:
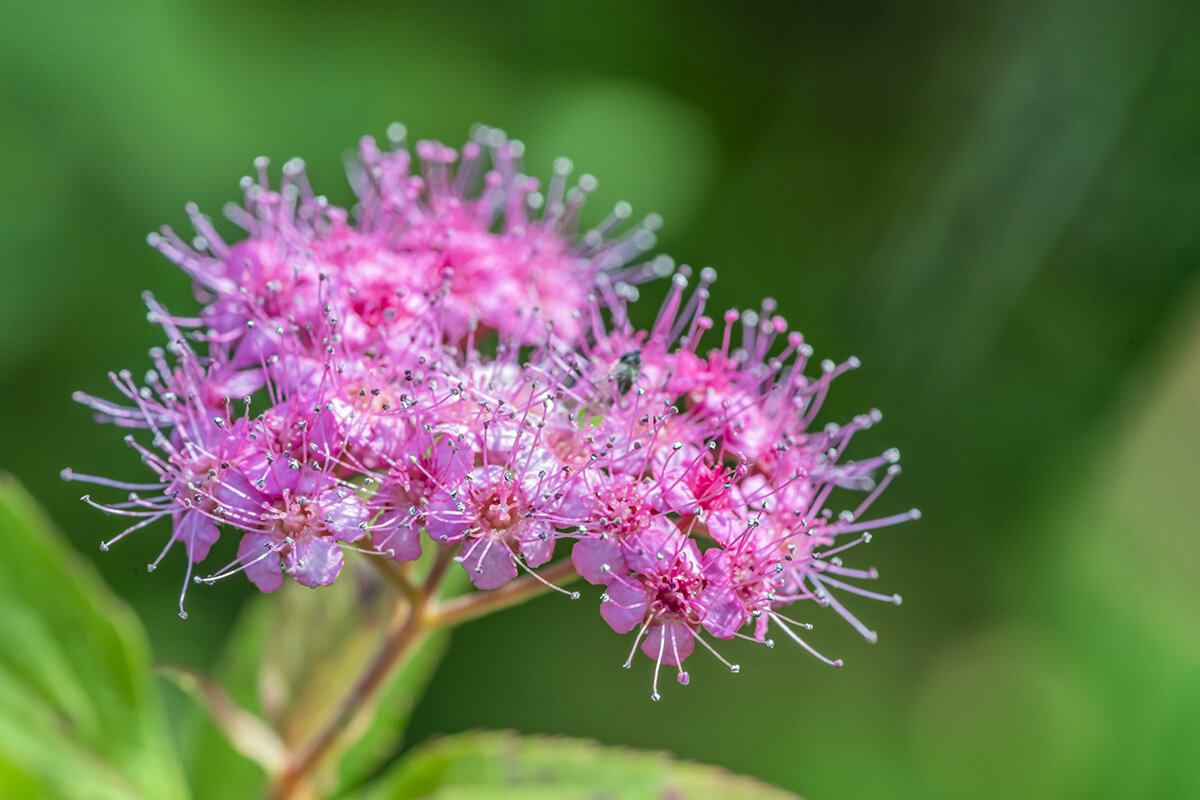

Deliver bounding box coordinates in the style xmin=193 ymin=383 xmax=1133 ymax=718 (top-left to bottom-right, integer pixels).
xmin=599 ymin=575 xmax=647 ymax=634
xmin=286 ymin=536 xmax=344 ymax=588
xmin=237 ymin=532 xmax=282 ymax=593
xmin=572 ymin=536 xmax=625 ymax=585
xmin=371 ymin=518 xmax=422 ymax=562
xmin=175 ymin=510 xmax=220 ymax=563
xmin=641 ymin=622 xmax=695 ymax=666
xmin=460 ymin=536 xmax=518 ymax=589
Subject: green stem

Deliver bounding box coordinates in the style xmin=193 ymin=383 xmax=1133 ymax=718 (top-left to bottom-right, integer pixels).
xmin=265 ymin=544 xmax=577 ymax=799
xmin=429 ymin=559 xmax=581 ymax=628
xmin=374 ymin=557 xmax=421 ymax=606
xmin=267 ymin=591 xmax=429 ymax=800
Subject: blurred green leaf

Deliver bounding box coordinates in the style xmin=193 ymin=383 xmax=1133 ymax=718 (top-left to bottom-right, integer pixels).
xmin=185 ymin=558 xmax=454 ymax=799
xmin=906 ymin=626 xmax=1102 ymax=800
xmin=0 ymin=475 xmax=188 ymax=800
xmin=354 ymin=730 xmax=799 ymax=800
xmin=1044 ymin=288 xmax=1200 ymax=799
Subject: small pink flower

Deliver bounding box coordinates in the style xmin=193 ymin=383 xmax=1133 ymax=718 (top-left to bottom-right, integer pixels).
xmin=367 ymin=432 xmax=470 ymax=562
xmin=426 ymin=457 xmax=586 ymax=589
xmin=597 ymin=523 xmax=745 ymax=699
xmin=227 ymin=480 xmax=367 ymax=591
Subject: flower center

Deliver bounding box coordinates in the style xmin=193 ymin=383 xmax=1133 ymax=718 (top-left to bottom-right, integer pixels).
xmin=653 ymin=574 xmax=704 ymax=622
xmin=343 ymin=380 xmax=398 ymax=415
xmin=279 ymin=499 xmax=318 ymax=538
xmin=482 ymin=496 xmax=519 ymax=531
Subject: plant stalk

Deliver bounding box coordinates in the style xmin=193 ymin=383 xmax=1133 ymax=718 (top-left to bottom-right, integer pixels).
xmin=264 ymin=549 xmax=579 ymax=799
xmin=429 ymin=558 xmax=581 ymax=628
xmin=267 ymin=585 xmax=429 ymax=799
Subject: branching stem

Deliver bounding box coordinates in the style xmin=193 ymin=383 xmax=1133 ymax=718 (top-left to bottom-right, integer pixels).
xmin=429 ymin=559 xmax=581 ymax=628
xmin=264 ymin=547 xmax=579 ymax=800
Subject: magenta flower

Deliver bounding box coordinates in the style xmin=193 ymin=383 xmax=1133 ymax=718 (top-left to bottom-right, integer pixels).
xmin=354 ymin=126 xmax=664 ymax=344
xmin=367 ymin=432 xmax=471 ymax=562
xmin=69 ymin=125 xmax=917 ymax=698
xmin=596 ymin=522 xmax=744 ymax=698
xmin=226 ymin=478 xmax=368 ymax=592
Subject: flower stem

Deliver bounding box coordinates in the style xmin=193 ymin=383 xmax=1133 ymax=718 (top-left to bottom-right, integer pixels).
xmin=373 ymin=558 xmax=421 ymax=606
xmin=423 ymin=543 xmax=458 ymax=593
xmin=264 ymin=548 xmax=579 ymax=799
xmin=267 ymin=585 xmax=430 ymax=799
xmin=429 ymin=559 xmax=581 ymax=628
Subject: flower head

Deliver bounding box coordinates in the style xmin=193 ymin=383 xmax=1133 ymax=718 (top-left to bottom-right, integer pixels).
xmin=68 ymin=125 xmax=916 ymax=698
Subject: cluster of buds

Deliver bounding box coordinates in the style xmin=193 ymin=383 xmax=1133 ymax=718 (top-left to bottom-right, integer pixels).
xmin=68 ymin=125 xmax=917 ymax=697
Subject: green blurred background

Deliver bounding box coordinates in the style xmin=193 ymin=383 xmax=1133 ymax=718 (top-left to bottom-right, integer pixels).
xmin=3 ymin=0 xmax=1200 ymax=797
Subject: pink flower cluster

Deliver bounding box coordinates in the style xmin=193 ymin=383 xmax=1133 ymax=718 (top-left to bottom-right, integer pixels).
xmin=68 ymin=125 xmax=916 ymax=697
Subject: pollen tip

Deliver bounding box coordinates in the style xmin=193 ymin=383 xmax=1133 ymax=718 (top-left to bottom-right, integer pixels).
xmin=386 ymin=122 xmax=407 ymax=145
xmin=178 ymin=610 xmax=188 ymax=620
xmin=677 ymin=671 xmax=690 ymax=685
xmin=832 ymin=659 xmax=844 ymax=668
xmin=60 ymin=468 xmax=73 ymax=481
xmin=729 ymin=664 xmax=740 ymax=674
xmin=651 ymin=692 xmax=661 ymax=701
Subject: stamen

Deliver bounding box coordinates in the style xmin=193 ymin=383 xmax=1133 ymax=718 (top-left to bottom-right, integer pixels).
xmin=769 ymin=612 xmax=842 ymax=667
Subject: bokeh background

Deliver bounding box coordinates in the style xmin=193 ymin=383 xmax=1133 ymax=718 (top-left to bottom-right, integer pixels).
xmin=3 ymin=0 xmax=1200 ymax=798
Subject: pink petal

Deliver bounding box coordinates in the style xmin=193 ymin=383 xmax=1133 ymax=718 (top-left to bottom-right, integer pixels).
xmin=519 ymin=524 xmax=555 ymax=567
xmin=641 ymin=623 xmax=695 ymax=665
xmin=321 ymin=491 xmax=367 ymax=542
xmin=572 ymin=536 xmax=625 ymax=585
xmin=371 ymin=520 xmax=422 ymax=562
xmin=598 ymin=576 xmax=647 ymax=634
xmin=624 ymin=522 xmax=699 ymax=575
xmin=461 ymin=537 xmax=518 ymax=589
xmin=174 ymin=510 xmax=220 ymax=563
xmin=425 ymin=493 xmax=469 ymax=544
xmin=214 ymin=469 xmax=266 ymax=517
xmin=701 ymin=585 xmax=747 ymax=640
xmin=237 ymin=532 xmax=282 ymax=593
xmin=287 ymin=536 xmax=344 ymax=588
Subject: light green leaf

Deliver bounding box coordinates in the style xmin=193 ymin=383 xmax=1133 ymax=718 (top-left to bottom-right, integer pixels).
xmin=355 ymin=731 xmax=800 ymax=800
xmin=185 ymin=557 xmax=457 ymax=799
xmin=0 ymin=475 xmax=188 ymax=800
xmin=1045 ymin=288 xmax=1200 ymax=798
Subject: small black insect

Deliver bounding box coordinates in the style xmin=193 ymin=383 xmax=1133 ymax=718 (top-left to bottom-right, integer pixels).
xmin=611 ymin=350 xmax=642 ymax=395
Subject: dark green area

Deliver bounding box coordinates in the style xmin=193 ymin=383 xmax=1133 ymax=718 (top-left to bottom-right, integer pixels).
xmin=2 ymin=1 xmax=1198 ymax=798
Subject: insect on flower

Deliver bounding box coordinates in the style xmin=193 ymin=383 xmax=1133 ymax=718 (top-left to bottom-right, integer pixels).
xmin=611 ymin=349 xmax=642 ymax=395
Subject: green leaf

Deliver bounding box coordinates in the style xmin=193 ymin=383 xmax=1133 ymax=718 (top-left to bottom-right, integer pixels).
xmin=185 ymin=557 xmax=458 ymax=799
xmin=0 ymin=475 xmax=188 ymax=800
xmin=355 ymin=731 xmax=800 ymax=800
